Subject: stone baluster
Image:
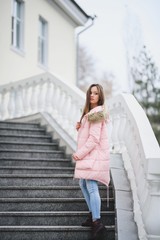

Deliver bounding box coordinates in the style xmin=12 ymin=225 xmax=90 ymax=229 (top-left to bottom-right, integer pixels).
xmin=23 ymin=83 xmax=31 ymax=115
xmin=37 ymin=79 xmax=45 ymax=112
xmin=30 ymin=82 xmax=38 ymax=113
xmin=72 ymin=101 xmax=78 ymax=125
xmin=66 ymin=95 xmax=74 ymax=131
xmin=134 ymin=152 xmax=148 ymax=207
xmin=0 ymin=90 xmax=7 ymax=120
xmin=114 ymin=114 xmax=121 ymax=152
xmin=138 ymin=171 xmax=148 ymax=207
xmin=45 ymin=79 xmax=53 ymax=113
xmin=69 ymin=101 xmax=80 ymax=138
xmin=131 ymin=147 xmax=141 ymax=176
xmin=52 ymin=85 xmax=61 ymax=121
xmin=8 ymin=87 xmax=16 ymax=118
xmin=111 ymin=110 xmax=121 ymax=153
xmin=69 ymin=100 xmax=77 ymax=139
xmin=107 ymin=115 xmax=113 ymax=152
xmin=118 ymin=111 xmax=127 ymax=152
xmin=14 ymin=85 xmax=24 ymax=117
xmin=76 ymin=102 xmax=82 ymax=122
xmin=126 ymin=123 xmax=135 ymax=158
xmin=124 ymin=119 xmax=133 ymax=155
xmin=142 ymin=179 xmax=160 ymax=239
xmin=62 ymin=92 xmax=70 ymax=131
xmin=74 ymin=101 xmax=81 ymax=139
xmin=51 ymin=83 xmax=56 ymax=116
xmin=109 ymin=111 xmax=115 ymax=152
xmin=58 ymin=89 xmax=66 ymax=125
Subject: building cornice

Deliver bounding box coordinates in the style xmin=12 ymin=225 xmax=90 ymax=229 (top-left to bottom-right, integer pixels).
xmin=51 ymin=0 xmax=92 ymax=26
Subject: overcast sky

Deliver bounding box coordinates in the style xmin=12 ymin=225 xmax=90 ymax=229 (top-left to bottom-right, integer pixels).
xmin=75 ymin=0 xmax=160 ymax=92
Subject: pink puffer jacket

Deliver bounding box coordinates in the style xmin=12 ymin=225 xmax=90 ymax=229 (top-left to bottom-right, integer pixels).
xmin=74 ymin=105 xmax=110 ymax=186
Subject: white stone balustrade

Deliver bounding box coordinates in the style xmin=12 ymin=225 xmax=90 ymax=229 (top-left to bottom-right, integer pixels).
xmin=0 ymin=73 xmax=160 ymax=240
xmin=0 ymin=73 xmax=85 ymax=140
xmin=108 ymin=94 xmax=160 ymax=240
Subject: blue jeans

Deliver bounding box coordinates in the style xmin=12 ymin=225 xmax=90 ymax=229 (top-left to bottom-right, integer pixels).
xmin=79 ymin=179 xmax=101 ymax=221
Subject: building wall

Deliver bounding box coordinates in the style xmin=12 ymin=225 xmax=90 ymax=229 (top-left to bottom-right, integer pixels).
xmin=0 ymin=0 xmax=77 ymax=85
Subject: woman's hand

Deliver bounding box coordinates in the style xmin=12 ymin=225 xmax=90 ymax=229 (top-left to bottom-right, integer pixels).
xmin=76 ymin=122 xmax=81 ymax=131
xmin=72 ymin=153 xmax=80 ymax=161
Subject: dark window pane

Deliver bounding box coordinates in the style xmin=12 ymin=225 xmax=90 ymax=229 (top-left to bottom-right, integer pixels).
xmin=16 ymin=1 xmax=21 ymax=18
xmin=11 ymin=17 xmax=14 ymax=44
xmin=16 ymin=21 xmax=20 ymax=48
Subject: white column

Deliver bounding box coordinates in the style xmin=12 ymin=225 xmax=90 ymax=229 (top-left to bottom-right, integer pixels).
xmin=65 ymin=95 xmax=74 ymax=132
xmin=0 ymin=90 xmax=7 ymax=120
xmin=45 ymin=80 xmax=53 ymax=113
xmin=108 ymin=115 xmax=113 ymax=152
xmin=142 ymin=180 xmax=160 ymax=239
xmin=51 ymin=83 xmax=57 ymax=117
xmin=70 ymin=100 xmax=78 ymax=139
xmin=118 ymin=112 xmax=127 ymax=152
xmin=111 ymin=112 xmax=121 ymax=153
xmin=8 ymin=87 xmax=16 ymax=118
xmin=52 ymin=85 xmax=61 ymax=120
xmin=62 ymin=92 xmax=70 ymax=130
xmin=30 ymin=82 xmax=38 ymax=113
xmin=23 ymin=83 xmax=31 ymax=115
xmin=14 ymin=85 xmax=24 ymax=117
xmin=37 ymin=80 xmax=45 ymax=112
xmin=123 ymin=119 xmax=132 ymax=155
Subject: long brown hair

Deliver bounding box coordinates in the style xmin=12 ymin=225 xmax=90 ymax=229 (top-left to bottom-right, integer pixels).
xmin=80 ymin=84 xmax=105 ymax=123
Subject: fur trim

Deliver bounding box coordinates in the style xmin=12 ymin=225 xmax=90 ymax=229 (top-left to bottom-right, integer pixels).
xmin=88 ymin=111 xmax=106 ymax=123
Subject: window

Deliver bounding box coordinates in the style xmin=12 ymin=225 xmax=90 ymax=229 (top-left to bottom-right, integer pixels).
xmin=38 ymin=16 xmax=48 ymax=66
xmin=11 ymin=0 xmax=24 ymax=50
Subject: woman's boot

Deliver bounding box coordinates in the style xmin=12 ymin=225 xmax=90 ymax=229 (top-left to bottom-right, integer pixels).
xmin=81 ymin=212 xmax=92 ymax=227
xmin=91 ymin=219 xmax=105 ymax=239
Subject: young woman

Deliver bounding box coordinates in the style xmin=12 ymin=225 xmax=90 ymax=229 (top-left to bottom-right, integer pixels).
xmin=72 ymin=84 xmax=110 ymax=239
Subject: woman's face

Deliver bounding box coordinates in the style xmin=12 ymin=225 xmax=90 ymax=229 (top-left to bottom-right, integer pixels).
xmin=90 ymin=86 xmax=99 ymax=107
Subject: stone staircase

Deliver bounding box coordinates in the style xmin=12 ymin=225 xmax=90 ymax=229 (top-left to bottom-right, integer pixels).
xmin=0 ymin=121 xmax=115 ymax=240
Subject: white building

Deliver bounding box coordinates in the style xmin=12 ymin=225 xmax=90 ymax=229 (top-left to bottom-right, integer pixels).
xmin=0 ymin=0 xmax=91 ymax=86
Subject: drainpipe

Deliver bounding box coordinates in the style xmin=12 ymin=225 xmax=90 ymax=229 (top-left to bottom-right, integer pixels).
xmin=76 ymin=15 xmax=97 ymax=86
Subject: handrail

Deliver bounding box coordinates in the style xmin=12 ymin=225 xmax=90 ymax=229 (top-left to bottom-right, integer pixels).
xmin=108 ymin=93 xmax=160 ymax=240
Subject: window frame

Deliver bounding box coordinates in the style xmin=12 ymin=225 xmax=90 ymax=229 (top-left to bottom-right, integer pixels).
xmin=11 ymin=0 xmax=24 ymax=52
xmin=38 ymin=16 xmax=48 ymax=67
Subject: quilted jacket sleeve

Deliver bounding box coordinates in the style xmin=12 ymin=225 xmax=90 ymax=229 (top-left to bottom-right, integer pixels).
xmin=75 ymin=121 xmax=102 ymax=159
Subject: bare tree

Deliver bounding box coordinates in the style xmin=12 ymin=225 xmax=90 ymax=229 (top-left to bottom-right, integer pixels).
xmin=78 ymin=45 xmax=96 ymax=88
xmin=98 ymin=71 xmax=114 ymax=98
xmin=123 ymin=5 xmax=144 ymax=91
xmin=78 ymin=45 xmax=116 ymax=98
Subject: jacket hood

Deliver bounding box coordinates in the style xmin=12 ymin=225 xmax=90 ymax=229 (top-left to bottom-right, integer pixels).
xmin=87 ymin=105 xmax=107 ymax=123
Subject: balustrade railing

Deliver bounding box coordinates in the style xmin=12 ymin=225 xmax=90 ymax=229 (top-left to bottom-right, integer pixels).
xmin=108 ymin=94 xmax=160 ymax=240
xmin=0 ymin=73 xmax=85 ymax=140
xmin=0 ymin=73 xmax=160 ymax=240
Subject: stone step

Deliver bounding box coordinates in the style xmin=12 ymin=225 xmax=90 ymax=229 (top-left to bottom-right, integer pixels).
xmin=0 ymin=166 xmax=74 ymax=174
xmin=0 ymin=174 xmax=78 ymax=186
xmin=0 ymin=121 xmax=116 ymax=240
xmin=0 ymin=211 xmax=115 ymax=226
xmin=0 ymin=128 xmax=47 ymax=136
xmin=0 ymin=158 xmax=72 ymax=167
xmin=0 ymin=174 xmax=113 ymax=187
xmin=0 ymin=225 xmax=115 ymax=240
xmin=0 ymin=186 xmax=113 ymax=198
xmin=0 ymin=134 xmax=52 ymax=143
xmin=0 ymin=198 xmax=114 ymax=211
xmin=0 ymin=149 xmax=65 ymax=159
xmin=0 ymin=122 xmax=41 ymax=129
xmin=0 ymin=142 xmax=59 ymax=151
